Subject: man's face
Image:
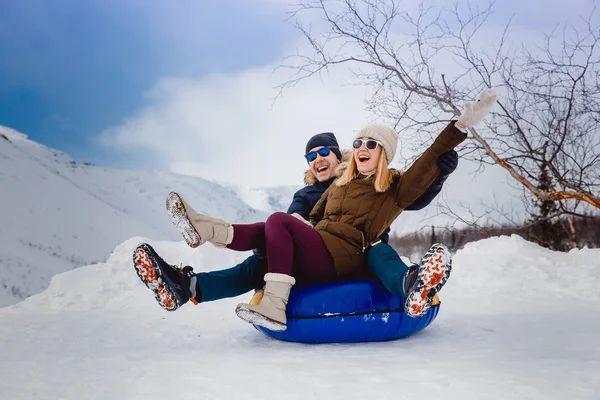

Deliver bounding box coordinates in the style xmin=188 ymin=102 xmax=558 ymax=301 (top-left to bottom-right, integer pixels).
xmin=307 ymin=146 xmax=340 ymax=182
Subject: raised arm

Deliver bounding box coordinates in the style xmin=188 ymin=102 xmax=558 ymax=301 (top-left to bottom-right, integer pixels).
xmin=404 ymin=150 xmax=458 ymax=211
xmin=394 ymin=123 xmax=467 ymax=209
xmin=395 ymin=89 xmax=496 ymax=209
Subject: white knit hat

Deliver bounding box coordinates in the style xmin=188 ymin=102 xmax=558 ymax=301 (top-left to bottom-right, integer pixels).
xmin=354 ymin=124 xmax=398 ymax=164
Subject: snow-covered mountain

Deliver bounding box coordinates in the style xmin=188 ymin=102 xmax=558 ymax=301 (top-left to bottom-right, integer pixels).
xmin=0 ymin=126 xmax=291 ymax=307
xmin=0 ymin=235 xmax=598 ymax=399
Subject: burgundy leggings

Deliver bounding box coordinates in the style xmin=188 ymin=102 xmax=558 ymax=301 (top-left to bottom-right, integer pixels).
xmin=227 ymin=212 xmax=337 ymax=285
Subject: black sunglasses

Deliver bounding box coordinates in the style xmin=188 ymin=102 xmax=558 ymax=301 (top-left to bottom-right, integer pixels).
xmin=305 ymin=146 xmax=336 ymax=162
xmin=352 ymin=139 xmax=382 ymax=150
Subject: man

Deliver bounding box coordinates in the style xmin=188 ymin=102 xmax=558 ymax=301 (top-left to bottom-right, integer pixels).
xmin=133 ymin=131 xmax=457 ymax=311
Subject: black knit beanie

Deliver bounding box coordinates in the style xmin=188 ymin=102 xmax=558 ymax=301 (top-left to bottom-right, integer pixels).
xmin=305 ymin=132 xmax=342 ymax=160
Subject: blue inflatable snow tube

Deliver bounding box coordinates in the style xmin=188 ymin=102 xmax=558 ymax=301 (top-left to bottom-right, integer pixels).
xmin=254 ymin=280 xmax=440 ymax=343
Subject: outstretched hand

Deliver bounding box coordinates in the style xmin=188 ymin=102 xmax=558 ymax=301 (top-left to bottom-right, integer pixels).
xmin=457 ymin=88 xmax=497 ymax=128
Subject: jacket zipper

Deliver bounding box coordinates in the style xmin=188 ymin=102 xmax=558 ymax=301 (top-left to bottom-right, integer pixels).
xmin=361 ymin=231 xmax=367 ymax=253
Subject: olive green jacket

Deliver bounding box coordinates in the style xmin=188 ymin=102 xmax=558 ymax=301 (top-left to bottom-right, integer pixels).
xmin=308 ymin=122 xmax=467 ymax=277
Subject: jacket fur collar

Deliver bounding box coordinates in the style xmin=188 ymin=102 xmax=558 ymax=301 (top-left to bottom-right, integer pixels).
xmin=304 ymin=150 xmax=352 ymax=185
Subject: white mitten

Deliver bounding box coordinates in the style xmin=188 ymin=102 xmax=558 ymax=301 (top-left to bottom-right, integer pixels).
xmin=292 ymin=213 xmax=313 ymax=227
xmin=457 ymin=88 xmax=497 ymax=128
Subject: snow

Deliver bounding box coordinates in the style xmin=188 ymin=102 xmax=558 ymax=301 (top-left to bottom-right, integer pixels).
xmin=0 ymin=126 xmax=271 ymax=306
xmin=0 ymin=125 xmax=28 ymax=141
xmin=3 ymin=124 xmax=599 ymax=398
xmin=1 ymin=234 xmax=599 ymax=399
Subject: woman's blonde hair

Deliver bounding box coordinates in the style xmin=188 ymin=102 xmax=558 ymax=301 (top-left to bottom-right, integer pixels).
xmin=336 ymin=148 xmax=393 ymax=192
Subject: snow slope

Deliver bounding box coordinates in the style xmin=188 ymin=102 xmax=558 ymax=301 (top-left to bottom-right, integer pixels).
xmin=0 ymin=235 xmax=598 ymax=399
xmin=0 ymin=126 xmax=271 ymax=306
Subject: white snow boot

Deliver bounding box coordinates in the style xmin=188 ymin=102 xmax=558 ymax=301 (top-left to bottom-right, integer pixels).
xmin=166 ymin=191 xmax=233 ymax=248
xmin=235 ymin=273 xmax=296 ymax=332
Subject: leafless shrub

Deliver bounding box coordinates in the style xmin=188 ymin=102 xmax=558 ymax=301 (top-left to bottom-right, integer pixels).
xmin=389 ymin=215 xmax=600 ymax=257
xmin=281 ymin=0 xmax=600 ymax=248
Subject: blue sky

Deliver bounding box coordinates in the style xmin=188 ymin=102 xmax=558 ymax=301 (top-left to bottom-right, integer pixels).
xmin=0 ymin=0 xmax=294 ymax=168
xmin=1 ymin=0 xmax=594 ymax=189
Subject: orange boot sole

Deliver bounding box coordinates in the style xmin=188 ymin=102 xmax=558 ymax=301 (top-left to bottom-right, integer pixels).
xmin=405 ymin=244 xmax=452 ymax=318
xmin=133 ymin=245 xmax=180 ymax=311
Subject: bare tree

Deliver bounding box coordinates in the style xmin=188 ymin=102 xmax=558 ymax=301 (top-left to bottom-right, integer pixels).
xmin=280 ymin=0 xmax=600 ymax=228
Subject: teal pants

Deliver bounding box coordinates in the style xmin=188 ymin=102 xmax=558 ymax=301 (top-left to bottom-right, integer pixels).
xmin=367 ymin=242 xmax=414 ymax=297
xmin=195 ymin=255 xmax=266 ymax=303
xmin=196 ymin=242 xmax=412 ymax=302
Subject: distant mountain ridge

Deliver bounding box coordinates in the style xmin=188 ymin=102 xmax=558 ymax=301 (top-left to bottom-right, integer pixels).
xmin=0 ymin=125 xmax=294 ymax=307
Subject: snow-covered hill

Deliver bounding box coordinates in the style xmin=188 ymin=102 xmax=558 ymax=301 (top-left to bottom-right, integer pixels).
xmin=0 ymin=126 xmax=282 ymax=306
xmin=0 ymin=235 xmax=598 ymax=399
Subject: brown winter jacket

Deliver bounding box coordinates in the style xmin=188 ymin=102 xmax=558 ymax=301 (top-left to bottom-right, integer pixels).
xmin=308 ymin=122 xmax=467 ymax=277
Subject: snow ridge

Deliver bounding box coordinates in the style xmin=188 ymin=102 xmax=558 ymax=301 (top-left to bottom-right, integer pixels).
xmin=0 ymin=126 xmax=276 ymax=307
xmin=0 ymin=125 xmax=28 ymax=141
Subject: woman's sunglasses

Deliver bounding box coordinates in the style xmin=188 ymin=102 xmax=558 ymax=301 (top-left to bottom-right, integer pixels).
xmin=305 ymin=146 xmax=336 ymax=162
xmin=352 ymin=139 xmax=382 ymax=150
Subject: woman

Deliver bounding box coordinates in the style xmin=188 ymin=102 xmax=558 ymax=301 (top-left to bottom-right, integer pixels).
xmin=138 ymin=89 xmax=497 ymax=331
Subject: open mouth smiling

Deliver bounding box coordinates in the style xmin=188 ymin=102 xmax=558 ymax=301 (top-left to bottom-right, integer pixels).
xmin=358 ymin=154 xmax=371 ymax=163
xmin=316 ymin=165 xmax=329 ymax=173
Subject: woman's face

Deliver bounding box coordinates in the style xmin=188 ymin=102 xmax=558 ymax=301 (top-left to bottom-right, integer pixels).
xmin=307 ymin=146 xmax=340 ymax=182
xmin=353 ymin=137 xmax=382 ymax=174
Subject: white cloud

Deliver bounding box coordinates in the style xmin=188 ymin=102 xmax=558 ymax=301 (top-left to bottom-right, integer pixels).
xmin=99 ymin=62 xmax=376 ymax=188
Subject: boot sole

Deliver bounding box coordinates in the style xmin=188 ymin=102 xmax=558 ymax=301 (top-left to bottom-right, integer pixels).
xmin=166 ymin=192 xmax=201 ymax=248
xmin=405 ymin=243 xmax=452 ymax=318
xmin=133 ymin=245 xmax=181 ymax=311
xmin=235 ymin=304 xmax=287 ymax=332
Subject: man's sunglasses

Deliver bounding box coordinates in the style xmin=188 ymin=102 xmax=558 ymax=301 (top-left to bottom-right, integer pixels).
xmin=305 ymin=146 xmax=337 ymax=162
xmin=352 ymin=139 xmax=382 ymax=150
